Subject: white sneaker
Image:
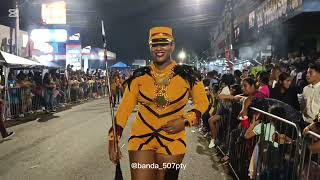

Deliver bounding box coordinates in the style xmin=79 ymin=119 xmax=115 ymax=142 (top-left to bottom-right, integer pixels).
xmin=3 ymin=132 xmax=15 ymax=140
xmin=208 ymin=139 xmax=215 ymax=148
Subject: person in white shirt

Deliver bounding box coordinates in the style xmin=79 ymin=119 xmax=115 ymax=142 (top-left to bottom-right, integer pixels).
xmin=301 ymin=63 xmax=320 ymax=129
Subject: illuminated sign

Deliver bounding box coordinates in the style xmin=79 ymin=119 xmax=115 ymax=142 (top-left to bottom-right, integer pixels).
xmin=30 ymin=29 xmax=67 ymax=43
xmin=66 ymin=44 xmax=82 ymax=70
xmin=42 ymin=1 xmax=66 ymax=25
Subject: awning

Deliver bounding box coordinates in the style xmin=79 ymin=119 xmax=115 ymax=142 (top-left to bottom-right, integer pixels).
xmin=0 ymin=51 xmax=43 ymax=67
xmin=111 ymin=62 xmax=129 ymax=68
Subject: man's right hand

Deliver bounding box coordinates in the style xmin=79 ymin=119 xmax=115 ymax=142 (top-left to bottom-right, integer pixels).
xmin=108 ymin=140 xmax=122 ymax=164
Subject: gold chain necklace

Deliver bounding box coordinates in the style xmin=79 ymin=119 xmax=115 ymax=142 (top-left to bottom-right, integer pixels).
xmin=151 ymin=68 xmax=174 ymax=109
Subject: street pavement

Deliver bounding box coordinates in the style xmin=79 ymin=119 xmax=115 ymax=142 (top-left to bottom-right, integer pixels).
xmin=0 ymin=98 xmax=233 ymax=180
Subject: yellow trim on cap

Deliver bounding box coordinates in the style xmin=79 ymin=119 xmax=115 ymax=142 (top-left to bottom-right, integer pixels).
xmin=149 ymin=27 xmax=174 ymax=43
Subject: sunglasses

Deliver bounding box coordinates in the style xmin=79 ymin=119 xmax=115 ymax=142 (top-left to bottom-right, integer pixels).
xmin=150 ymin=43 xmax=170 ymax=48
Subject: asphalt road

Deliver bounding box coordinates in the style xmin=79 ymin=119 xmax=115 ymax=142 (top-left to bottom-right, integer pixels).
xmin=0 ymin=98 xmax=233 ymax=180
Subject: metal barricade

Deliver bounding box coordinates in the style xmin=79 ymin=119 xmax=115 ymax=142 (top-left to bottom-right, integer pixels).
xmin=219 ymin=105 xmax=302 ymax=180
xmin=215 ymin=103 xmax=233 ymax=153
xmin=299 ymin=131 xmax=320 ymax=180
xmin=214 ymin=102 xmax=243 ymax=179
xmin=31 ymin=86 xmax=44 ymax=112
xmin=7 ymin=87 xmax=43 ymax=118
xmin=250 ymin=107 xmax=301 ymax=180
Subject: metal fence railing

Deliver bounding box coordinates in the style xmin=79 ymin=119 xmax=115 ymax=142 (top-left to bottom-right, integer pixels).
xmin=299 ymin=130 xmax=320 ymax=180
xmin=5 ymin=83 xmax=108 ymax=119
xmin=214 ymin=101 xmax=303 ymax=180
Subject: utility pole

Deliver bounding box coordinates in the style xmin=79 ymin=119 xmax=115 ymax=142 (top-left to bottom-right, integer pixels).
xmin=15 ymin=0 xmax=20 ymax=56
xmin=8 ymin=0 xmax=18 ymax=54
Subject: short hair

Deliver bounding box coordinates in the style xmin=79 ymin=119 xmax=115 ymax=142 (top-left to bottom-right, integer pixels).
xmin=230 ymin=84 xmax=242 ymax=95
xmin=309 ymin=62 xmax=320 ymax=73
xmin=203 ymin=79 xmax=210 ymax=87
xmin=269 ymin=105 xmax=286 ymax=120
xmin=207 ymin=70 xmax=218 ymax=77
xmin=234 ymin=70 xmax=242 ymax=77
xmin=212 ymin=84 xmax=219 ymax=93
xmin=220 ymin=73 xmax=235 ymax=86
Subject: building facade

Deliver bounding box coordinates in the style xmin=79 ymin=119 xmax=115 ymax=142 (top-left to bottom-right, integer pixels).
xmin=210 ymin=0 xmax=320 ymax=61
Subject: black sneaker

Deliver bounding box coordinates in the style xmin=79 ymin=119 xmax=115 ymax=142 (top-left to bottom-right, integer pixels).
xmin=50 ymin=109 xmax=56 ymax=112
xmin=3 ymin=132 xmax=15 ymax=140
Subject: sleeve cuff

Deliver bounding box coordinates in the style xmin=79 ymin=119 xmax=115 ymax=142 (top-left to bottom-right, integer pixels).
xmin=183 ymin=109 xmax=202 ymax=127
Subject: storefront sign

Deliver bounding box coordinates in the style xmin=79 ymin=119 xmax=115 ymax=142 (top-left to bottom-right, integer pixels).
xmin=253 ymin=0 xmax=302 ymax=29
xmin=264 ymin=0 xmax=288 ymax=25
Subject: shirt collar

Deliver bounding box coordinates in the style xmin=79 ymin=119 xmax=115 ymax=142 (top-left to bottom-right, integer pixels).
xmin=310 ymin=81 xmax=320 ymax=88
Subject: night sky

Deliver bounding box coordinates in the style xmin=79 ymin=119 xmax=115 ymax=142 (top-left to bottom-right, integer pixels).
xmin=0 ymin=0 xmax=225 ymax=63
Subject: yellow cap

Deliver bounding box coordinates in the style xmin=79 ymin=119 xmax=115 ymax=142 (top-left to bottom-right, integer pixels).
xmin=149 ymin=27 xmax=174 ymax=44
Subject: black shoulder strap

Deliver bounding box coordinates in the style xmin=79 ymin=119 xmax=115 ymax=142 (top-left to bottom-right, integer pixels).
xmin=123 ymin=66 xmax=151 ymax=91
xmin=173 ymin=65 xmax=201 ymax=88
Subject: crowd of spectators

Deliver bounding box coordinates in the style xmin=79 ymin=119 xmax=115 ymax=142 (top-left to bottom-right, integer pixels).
xmin=200 ymin=56 xmax=320 ymax=179
xmin=0 ymin=66 xmax=116 ymax=140
xmin=6 ymin=68 xmax=108 ymax=116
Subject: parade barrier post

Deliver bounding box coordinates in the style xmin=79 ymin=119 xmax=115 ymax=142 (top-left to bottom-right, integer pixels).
xmin=299 ymin=131 xmax=320 ymax=180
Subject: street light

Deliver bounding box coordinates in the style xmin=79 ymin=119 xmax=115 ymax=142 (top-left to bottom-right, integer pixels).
xmin=178 ymin=50 xmax=186 ymax=61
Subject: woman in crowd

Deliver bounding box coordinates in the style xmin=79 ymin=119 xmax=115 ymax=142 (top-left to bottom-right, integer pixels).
xmin=256 ymin=71 xmax=270 ymax=98
xmin=270 ymin=72 xmax=300 ymax=110
xmin=238 ymin=78 xmax=267 ymax=120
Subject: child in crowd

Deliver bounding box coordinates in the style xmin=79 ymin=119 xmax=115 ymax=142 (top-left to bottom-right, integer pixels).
xmin=245 ymin=105 xmax=292 ymax=179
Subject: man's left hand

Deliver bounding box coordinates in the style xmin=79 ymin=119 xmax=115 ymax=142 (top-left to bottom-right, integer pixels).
xmin=161 ymin=118 xmax=185 ymax=134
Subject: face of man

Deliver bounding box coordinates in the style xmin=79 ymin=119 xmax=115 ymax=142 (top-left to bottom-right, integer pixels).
xmin=150 ymin=42 xmax=175 ymax=65
xmin=306 ymin=68 xmax=320 ymax=85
